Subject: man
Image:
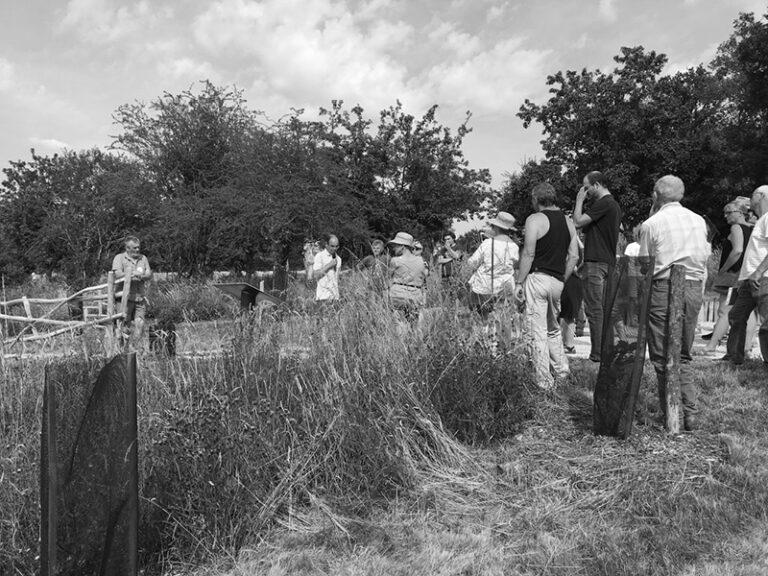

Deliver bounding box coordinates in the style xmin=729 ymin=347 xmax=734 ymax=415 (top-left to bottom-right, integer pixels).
xmin=638 ymin=175 xmax=711 ymax=431
xmin=312 ymin=234 xmax=342 ymax=302
xmin=724 ymin=185 xmax=768 ymax=365
xmin=516 ymin=183 xmax=579 ymax=389
xmin=573 ymin=171 xmax=622 ymax=362
xmin=112 ymin=236 xmax=153 ymax=344
xmin=435 ymin=232 xmax=462 ymax=283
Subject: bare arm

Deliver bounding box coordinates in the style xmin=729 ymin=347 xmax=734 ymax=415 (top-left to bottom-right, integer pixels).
xmin=516 ymin=215 xmax=543 ymax=286
xmin=719 ymin=224 xmax=744 ymax=273
xmin=573 ymin=186 xmax=593 ymax=229
xmin=564 ymin=218 xmax=579 ymax=281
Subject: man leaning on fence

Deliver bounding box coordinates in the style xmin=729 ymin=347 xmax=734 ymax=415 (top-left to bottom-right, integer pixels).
xmin=638 ymin=175 xmax=711 ymax=431
xmin=112 ymin=236 xmax=153 ymax=345
xmin=723 ymin=185 xmax=768 ymax=366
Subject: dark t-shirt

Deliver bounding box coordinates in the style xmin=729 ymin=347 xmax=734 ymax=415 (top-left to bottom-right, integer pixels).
xmin=583 ymin=194 xmax=621 ymax=264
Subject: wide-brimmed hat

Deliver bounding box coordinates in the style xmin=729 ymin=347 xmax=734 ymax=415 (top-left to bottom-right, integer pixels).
xmin=388 ymin=231 xmax=414 ymax=247
xmin=488 ymin=211 xmax=516 ymax=231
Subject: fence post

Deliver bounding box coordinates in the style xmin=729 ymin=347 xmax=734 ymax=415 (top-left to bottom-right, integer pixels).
xmin=22 ymin=296 xmax=39 ymax=337
xmin=107 ymin=272 xmax=116 ymax=351
xmin=664 ymin=264 xmax=685 ymax=433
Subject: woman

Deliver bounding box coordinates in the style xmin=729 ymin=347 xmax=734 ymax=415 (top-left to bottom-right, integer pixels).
xmin=387 ymin=232 xmax=429 ymax=321
xmin=704 ymin=197 xmax=755 ymax=351
xmin=466 ymin=212 xmax=520 ymax=319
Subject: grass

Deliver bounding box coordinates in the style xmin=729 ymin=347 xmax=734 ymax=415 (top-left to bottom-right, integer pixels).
xmin=1 ymin=274 xmax=768 ymax=575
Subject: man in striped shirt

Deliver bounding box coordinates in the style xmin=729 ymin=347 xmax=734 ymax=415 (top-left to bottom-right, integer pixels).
xmin=639 ymin=175 xmax=711 ymax=431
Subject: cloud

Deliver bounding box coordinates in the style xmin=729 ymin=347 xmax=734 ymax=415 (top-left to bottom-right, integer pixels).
xmin=425 ymin=39 xmax=552 ymax=116
xmin=598 ymin=0 xmax=617 ymax=21
xmin=58 ymin=0 xmax=173 ymax=44
xmin=192 ymin=0 xmax=419 ymax=112
xmin=0 ymin=58 xmax=15 ymax=91
xmin=29 ymin=137 xmax=71 ymax=150
xmin=428 ymin=22 xmax=482 ymax=59
xmin=157 ymin=57 xmax=218 ymax=81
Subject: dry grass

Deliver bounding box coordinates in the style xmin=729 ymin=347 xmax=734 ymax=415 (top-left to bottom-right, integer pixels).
xmin=207 ymin=357 xmax=768 ymax=576
xmin=2 ymin=276 xmax=768 ymax=575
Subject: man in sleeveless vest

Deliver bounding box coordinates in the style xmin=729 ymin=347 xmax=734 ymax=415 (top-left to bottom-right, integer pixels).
xmin=516 ymin=183 xmax=580 ymax=389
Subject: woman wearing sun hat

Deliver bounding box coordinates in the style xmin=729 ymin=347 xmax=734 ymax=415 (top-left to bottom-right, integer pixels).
xmin=465 ymin=212 xmax=520 ymax=318
xmin=387 ymin=232 xmax=429 ymax=321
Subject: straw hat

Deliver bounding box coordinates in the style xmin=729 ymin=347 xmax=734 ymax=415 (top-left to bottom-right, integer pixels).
xmin=488 ymin=211 xmax=516 ymax=231
xmin=388 ymin=231 xmax=415 ymax=247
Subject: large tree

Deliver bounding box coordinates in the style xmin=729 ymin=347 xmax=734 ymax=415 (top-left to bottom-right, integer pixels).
xmin=516 ymin=46 xmax=730 ymax=226
xmin=0 ymin=149 xmax=155 ymax=283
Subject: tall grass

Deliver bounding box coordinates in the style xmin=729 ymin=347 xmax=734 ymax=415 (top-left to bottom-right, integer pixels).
xmin=0 ymin=274 xmax=536 ymax=574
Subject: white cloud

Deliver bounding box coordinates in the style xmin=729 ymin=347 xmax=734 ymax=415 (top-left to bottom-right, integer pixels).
xmin=428 ymin=22 xmax=482 ymax=59
xmin=29 ymin=137 xmax=71 ymax=150
xmin=575 ymin=33 xmax=589 ymax=50
xmin=58 ymin=0 xmax=172 ymax=44
xmin=192 ymin=0 xmax=419 ymax=112
xmin=0 ymin=58 xmax=15 ymax=91
xmin=598 ymin=0 xmax=617 ymax=21
xmin=425 ymin=39 xmax=552 ymax=116
xmin=157 ymin=57 xmax=217 ymax=81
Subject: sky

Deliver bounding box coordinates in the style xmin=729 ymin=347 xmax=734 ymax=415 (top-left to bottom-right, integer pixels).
xmin=1 ymin=0 xmax=766 ymax=194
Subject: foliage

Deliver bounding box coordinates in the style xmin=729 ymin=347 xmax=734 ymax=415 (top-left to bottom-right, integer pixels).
xmin=514 ymin=46 xmax=732 ymax=226
xmin=0 ymin=149 xmax=154 ymax=284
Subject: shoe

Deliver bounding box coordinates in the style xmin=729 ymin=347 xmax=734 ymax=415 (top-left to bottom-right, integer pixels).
xmin=564 ymin=346 xmax=576 ymax=354
xmin=683 ymin=415 xmax=698 ymax=432
xmin=588 ymin=355 xmax=601 ymax=363
xmin=701 ymin=332 xmax=714 ymax=341
xmin=716 ymin=355 xmax=733 ymax=362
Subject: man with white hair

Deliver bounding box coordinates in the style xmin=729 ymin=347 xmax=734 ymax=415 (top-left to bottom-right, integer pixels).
xmin=639 ymin=175 xmax=711 ymax=431
xmin=724 ymin=185 xmax=768 ymax=365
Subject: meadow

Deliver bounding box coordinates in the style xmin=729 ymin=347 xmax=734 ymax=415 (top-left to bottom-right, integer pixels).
xmin=1 ymin=274 xmax=767 ymax=575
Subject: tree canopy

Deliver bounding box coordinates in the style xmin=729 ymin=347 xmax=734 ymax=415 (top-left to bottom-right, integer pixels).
xmin=501 ymin=9 xmax=768 ymax=231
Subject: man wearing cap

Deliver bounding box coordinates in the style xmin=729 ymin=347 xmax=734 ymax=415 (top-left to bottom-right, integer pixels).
xmin=638 ymin=175 xmax=710 ymax=431
xmin=313 ymin=234 xmax=342 ymax=302
xmin=516 ymin=184 xmax=579 ymax=388
xmin=573 ymin=171 xmax=622 ymax=362
xmin=112 ymin=235 xmax=153 ymax=345
xmin=388 ymin=232 xmax=429 ymax=321
xmin=466 ymin=212 xmax=520 ymax=318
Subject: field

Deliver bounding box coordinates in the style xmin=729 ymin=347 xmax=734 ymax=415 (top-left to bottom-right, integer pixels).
xmin=1 ymin=275 xmax=767 ymax=576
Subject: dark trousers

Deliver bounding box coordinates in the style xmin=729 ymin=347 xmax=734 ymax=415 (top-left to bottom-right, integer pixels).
xmin=646 ymin=279 xmax=703 ymax=416
xmin=726 ymin=279 xmax=768 ymax=364
xmin=582 ymin=261 xmax=610 ymax=360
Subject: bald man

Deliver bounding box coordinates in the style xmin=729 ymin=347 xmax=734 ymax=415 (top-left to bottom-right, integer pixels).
xmin=724 ymin=185 xmax=768 ymax=365
xmin=639 ymin=175 xmax=711 ymax=431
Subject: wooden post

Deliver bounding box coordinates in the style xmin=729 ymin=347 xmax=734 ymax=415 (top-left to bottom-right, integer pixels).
xmin=22 ymin=296 xmax=39 ymax=337
xmin=40 ymin=379 xmax=58 ymax=575
xmin=664 ymin=264 xmax=685 ymax=434
xmin=106 ymin=272 xmax=116 ymax=351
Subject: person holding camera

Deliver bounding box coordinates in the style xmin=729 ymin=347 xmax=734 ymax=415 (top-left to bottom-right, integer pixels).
xmin=572 ymin=171 xmax=622 ymax=362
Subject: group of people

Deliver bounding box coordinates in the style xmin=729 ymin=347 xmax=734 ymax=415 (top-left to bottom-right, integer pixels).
xmin=114 ymin=175 xmax=768 ymax=431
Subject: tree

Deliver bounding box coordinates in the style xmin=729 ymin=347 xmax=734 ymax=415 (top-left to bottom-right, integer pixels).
xmin=517 ymin=46 xmax=731 ymax=225
xmin=0 ymin=149 xmax=155 ymax=283
xmin=711 ymin=9 xmax=768 ymax=189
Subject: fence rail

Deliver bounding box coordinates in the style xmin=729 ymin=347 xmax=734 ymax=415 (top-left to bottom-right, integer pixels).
xmin=1 ymin=272 xmax=129 ymax=348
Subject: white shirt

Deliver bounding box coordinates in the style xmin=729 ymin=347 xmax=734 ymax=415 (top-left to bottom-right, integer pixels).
xmin=312 ymin=249 xmax=341 ymax=300
xmin=467 ymin=236 xmax=519 ymax=295
xmin=739 ymin=212 xmax=768 ymax=281
xmin=639 ymin=202 xmax=710 ymax=281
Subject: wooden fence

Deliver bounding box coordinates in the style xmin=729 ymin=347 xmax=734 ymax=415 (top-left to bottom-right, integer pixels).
xmin=1 ymin=272 xmax=130 ymax=348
